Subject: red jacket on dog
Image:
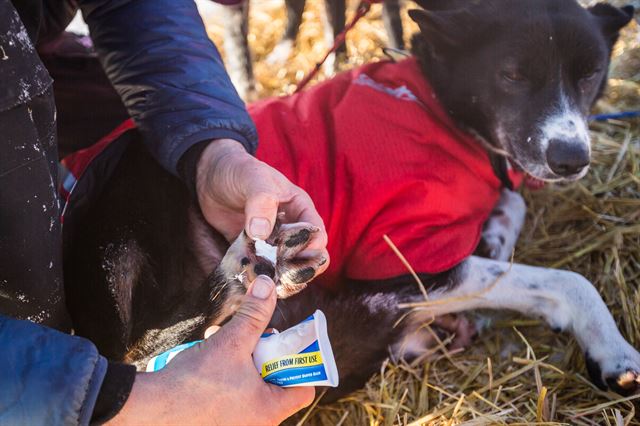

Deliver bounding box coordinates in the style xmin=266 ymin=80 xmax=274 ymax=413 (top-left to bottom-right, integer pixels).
xmin=62 ymin=58 xmax=521 ymax=289
xmin=251 ymin=58 xmax=522 ymax=288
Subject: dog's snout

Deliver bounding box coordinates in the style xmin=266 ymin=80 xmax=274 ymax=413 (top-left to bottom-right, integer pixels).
xmin=546 ymin=139 xmax=590 ymax=176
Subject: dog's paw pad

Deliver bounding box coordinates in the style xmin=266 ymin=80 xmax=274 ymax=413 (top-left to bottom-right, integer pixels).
xmin=272 ymin=222 xmax=326 ymax=297
xmin=283 ymin=228 xmax=312 ymax=247
xmin=273 ymin=223 xmax=319 ymax=259
xmin=219 ymin=231 xmax=276 ymax=284
xmin=276 ymin=255 xmax=327 ymax=298
xmin=280 ymin=258 xmax=326 ymax=284
xmin=220 ymin=222 xmax=324 ymax=298
xmin=252 ymin=261 xmax=276 ymax=279
xmin=284 ymin=265 xmax=316 ymax=284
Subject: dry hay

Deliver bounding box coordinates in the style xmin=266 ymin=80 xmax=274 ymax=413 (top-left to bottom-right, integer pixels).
xmin=201 ymin=1 xmax=640 ymax=424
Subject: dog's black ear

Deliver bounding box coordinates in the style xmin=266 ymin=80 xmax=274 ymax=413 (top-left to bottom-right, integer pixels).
xmin=589 ymin=3 xmax=634 ymax=39
xmin=408 ymin=8 xmax=472 ymax=49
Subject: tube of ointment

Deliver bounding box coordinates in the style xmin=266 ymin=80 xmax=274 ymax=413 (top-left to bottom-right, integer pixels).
xmin=253 ymin=310 xmax=338 ymax=387
xmin=145 ymin=309 xmax=339 ymax=388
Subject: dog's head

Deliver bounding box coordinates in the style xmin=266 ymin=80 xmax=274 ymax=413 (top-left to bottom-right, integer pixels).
xmin=409 ymin=0 xmax=634 ymax=182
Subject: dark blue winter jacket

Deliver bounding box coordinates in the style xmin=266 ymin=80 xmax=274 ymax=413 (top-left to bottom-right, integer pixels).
xmin=0 ymin=315 xmax=108 ymax=425
xmin=79 ymin=0 xmax=258 ymax=171
xmin=1 ymin=0 xmax=257 ymax=424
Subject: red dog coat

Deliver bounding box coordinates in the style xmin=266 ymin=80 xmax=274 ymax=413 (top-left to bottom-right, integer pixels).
xmin=61 ymin=58 xmax=521 ymax=290
xmin=251 ymin=58 xmax=522 ymax=288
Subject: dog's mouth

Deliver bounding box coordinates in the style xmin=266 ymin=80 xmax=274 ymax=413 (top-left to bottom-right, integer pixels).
xmin=508 ymin=156 xmax=590 ymax=184
xmin=492 ymin=116 xmax=592 ymax=184
xmin=494 ymin=133 xmax=590 ymax=183
xmin=486 ymin=145 xmax=587 ymax=184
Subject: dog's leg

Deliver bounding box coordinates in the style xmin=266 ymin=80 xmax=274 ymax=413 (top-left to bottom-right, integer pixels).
xmin=406 ymin=256 xmax=640 ymax=394
xmin=127 ymin=221 xmax=328 ymax=367
xmin=323 ymin=0 xmax=346 ymax=75
xmin=266 ymin=0 xmax=305 ymax=65
xmin=221 ymin=1 xmax=255 ymax=101
xmin=382 ymin=0 xmax=404 ymax=50
xmin=476 ymin=189 xmax=526 ymax=261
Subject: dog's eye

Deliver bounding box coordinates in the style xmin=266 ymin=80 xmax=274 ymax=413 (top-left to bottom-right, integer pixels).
xmin=501 ymin=70 xmax=526 ymax=83
xmin=580 ymin=70 xmax=601 ymax=81
xmin=578 ymin=69 xmax=602 ymax=91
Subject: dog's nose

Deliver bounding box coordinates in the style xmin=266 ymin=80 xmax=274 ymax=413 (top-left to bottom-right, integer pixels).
xmin=546 ymin=139 xmax=590 ymax=176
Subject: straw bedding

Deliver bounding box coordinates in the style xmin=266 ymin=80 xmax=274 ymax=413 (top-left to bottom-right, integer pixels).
xmin=201 ymin=1 xmax=640 ymax=423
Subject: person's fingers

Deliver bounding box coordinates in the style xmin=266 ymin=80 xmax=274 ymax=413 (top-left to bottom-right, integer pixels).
xmin=291 ymin=198 xmax=324 ymax=230
xmin=215 ymin=275 xmax=276 ymax=354
xmin=267 ymin=386 xmax=316 ymax=422
xmin=244 ymin=191 xmax=280 ymax=240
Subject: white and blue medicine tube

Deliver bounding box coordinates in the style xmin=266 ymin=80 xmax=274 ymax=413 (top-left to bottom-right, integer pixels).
xmin=253 ymin=310 xmax=339 ymax=387
xmin=145 ymin=309 xmax=339 ymax=388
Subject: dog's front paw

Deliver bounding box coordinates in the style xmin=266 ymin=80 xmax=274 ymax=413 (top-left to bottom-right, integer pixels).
xmin=585 ymin=345 xmax=640 ymax=395
xmin=613 ymin=370 xmax=640 ymax=394
xmin=476 ymin=190 xmax=526 ymax=261
xmin=271 ymin=223 xmax=328 ymax=298
xmin=219 ymin=222 xmax=327 ymax=298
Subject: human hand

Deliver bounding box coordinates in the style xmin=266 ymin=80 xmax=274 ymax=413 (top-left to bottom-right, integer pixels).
xmin=195 ymin=139 xmax=329 ymax=269
xmin=109 ymin=276 xmax=315 ymax=425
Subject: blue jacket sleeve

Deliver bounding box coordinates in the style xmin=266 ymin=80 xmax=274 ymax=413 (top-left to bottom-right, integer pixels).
xmin=77 ymin=0 xmax=258 ymax=175
xmin=0 ymin=315 xmax=107 ymax=426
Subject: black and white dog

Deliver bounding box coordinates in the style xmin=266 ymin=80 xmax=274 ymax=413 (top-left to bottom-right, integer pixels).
xmin=219 ymin=0 xmax=404 ymax=99
xmin=64 ymin=0 xmax=639 ymax=402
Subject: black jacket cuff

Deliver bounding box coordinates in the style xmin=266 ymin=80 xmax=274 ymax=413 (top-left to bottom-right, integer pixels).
xmin=90 ymin=361 xmax=137 ymax=424
xmin=177 ymin=140 xmax=211 ymax=200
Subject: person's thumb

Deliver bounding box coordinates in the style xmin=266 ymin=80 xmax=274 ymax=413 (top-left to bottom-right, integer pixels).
xmin=244 ymin=191 xmax=279 ymax=240
xmin=266 ymin=386 xmax=316 ymax=422
xmin=216 ymin=275 xmax=276 ymax=354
